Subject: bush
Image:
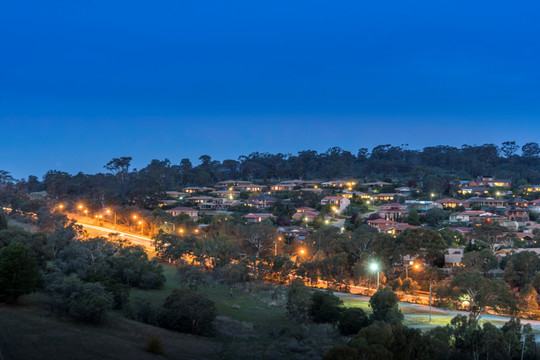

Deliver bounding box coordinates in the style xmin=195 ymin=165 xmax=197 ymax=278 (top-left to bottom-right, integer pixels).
xmin=50 ymin=275 xmax=113 ymax=325
xmin=177 ymin=264 xmax=208 ymax=291
xmin=160 ymin=288 xmax=217 ymax=336
xmin=309 ymin=290 xmax=343 ymax=324
xmin=0 ymin=242 xmax=41 ymax=303
xmin=124 ymin=297 xmax=161 ymax=325
xmin=286 ymin=279 xmax=311 ymax=322
xmin=369 ymin=288 xmax=403 ymax=324
xmin=338 ymin=307 xmax=370 ymax=335
xmin=145 ymin=335 xmax=164 ymax=354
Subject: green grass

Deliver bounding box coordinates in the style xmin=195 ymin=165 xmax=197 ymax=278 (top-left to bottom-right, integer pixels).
xmin=132 ymin=264 xmax=294 ymax=331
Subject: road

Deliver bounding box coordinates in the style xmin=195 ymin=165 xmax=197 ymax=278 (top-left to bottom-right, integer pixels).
xmin=76 ymin=222 xmax=155 ymax=250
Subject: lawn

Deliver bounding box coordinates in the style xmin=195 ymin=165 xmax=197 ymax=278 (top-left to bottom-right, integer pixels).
xmin=131 ymin=264 xmax=294 ymax=331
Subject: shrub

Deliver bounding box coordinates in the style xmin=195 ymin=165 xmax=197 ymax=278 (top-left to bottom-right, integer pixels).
xmin=145 ymin=335 xmax=164 ymax=354
xmin=309 ymin=290 xmax=343 ymax=324
xmin=338 ymin=307 xmax=370 ymax=335
xmin=50 ymin=275 xmax=113 ymax=325
xmin=286 ymin=279 xmax=311 ymax=322
xmin=160 ymin=288 xmax=217 ymax=336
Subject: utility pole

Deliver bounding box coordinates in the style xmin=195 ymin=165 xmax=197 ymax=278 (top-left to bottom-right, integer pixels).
xmin=429 ymin=279 xmax=432 ymax=323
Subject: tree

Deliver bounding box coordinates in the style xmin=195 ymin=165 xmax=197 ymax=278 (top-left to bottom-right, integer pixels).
xmin=286 ymin=279 xmax=311 ymax=322
xmin=518 ymin=284 xmax=539 ymax=313
xmin=503 ymin=251 xmax=540 ymax=289
xmin=104 ymin=156 xmax=132 ymax=183
xmin=501 ymin=141 xmax=520 ymax=158
xmin=469 ymin=224 xmax=505 ymax=252
xmin=309 ymin=290 xmax=343 ymax=324
xmin=338 ymin=307 xmax=369 ymax=335
xmin=0 ymin=212 xmax=7 ymax=230
xmin=161 ymin=288 xmax=217 ymax=336
xmin=522 ymin=142 xmax=540 ymax=159
xmin=0 ymin=242 xmax=41 ymax=303
xmin=177 ymin=264 xmax=207 ymax=291
xmin=461 ymin=249 xmax=498 ymax=275
xmin=369 ymin=288 xmax=403 ymax=323
xmin=50 ymin=275 xmax=113 ymax=325
xmin=424 ymin=208 xmax=447 ymax=227
xmin=400 ymin=229 xmax=446 ymax=267
xmin=405 ymin=208 xmax=421 ymax=226
xmin=450 ymin=272 xmax=515 ymax=323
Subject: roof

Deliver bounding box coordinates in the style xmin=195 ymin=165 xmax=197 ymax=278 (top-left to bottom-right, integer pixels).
xmin=249 ymin=195 xmax=277 ymax=201
xmin=168 ymin=206 xmax=198 ymax=212
xmin=243 ymin=213 xmax=276 ymax=218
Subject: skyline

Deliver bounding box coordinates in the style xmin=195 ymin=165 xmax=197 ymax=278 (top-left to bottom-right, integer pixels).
xmin=1 ymin=0 xmax=540 ymax=178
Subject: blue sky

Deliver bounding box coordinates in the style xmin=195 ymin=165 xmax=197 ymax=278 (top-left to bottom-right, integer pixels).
xmin=1 ymin=1 xmax=539 ymax=178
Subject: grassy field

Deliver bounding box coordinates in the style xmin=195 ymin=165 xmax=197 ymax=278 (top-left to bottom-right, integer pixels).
xmin=0 ymin=303 xmax=221 ymax=360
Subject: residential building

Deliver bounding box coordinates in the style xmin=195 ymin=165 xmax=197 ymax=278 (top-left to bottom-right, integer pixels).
xmin=520 ymin=185 xmax=540 ymax=194
xmin=320 ymin=196 xmax=350 ymax=213
xmin=529 ymin=199 xmax=540 ymax=213
xmin=247 ymin=195 xmax=277 ymax=209
xmin=243 ymin=213 xmax=276 ymax=223
xmin=507 ymin=207 xmax=529 ymax=222
xmin=377 ymin=203 xmax=409 ymax=221
xmin=166 ymin=206 xmax=199 ymax=221
xmin=436 ymin=198 xmax=469 ymax=209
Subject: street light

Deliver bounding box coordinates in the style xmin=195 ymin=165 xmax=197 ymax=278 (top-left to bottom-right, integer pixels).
xmin=106 ymin=209 xmax=117 ymax=229
xmin=405 ymin=260 xmax=414 ymax=278
xmin=370 ymin=262 xmax=380 ymax=289
xmin=58 ymin=204 xmax=64 ymax=210
xmin=414 ymin=263 xmax=433 ymax=323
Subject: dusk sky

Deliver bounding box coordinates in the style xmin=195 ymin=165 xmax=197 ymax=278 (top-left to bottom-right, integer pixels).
xmin=1 ymin=1 xmax=539 ymax=179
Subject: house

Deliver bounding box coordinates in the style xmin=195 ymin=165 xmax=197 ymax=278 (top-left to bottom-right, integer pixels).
xmin=183 ymin=186 xmax=214 ymax=194
xmin=371 ymin=193 xmax=398 ymax=201
xmin=211 ymin=190 xmax=240 ymax=199
xmin=278 ymin=226 xmax=311 ymax=239
xmin=529 ymin=199 xmax=540 ymax=213
xmin=436 ymin=198 xmax=469 ymax=209
xmin=320 ymin=196 xmax=350 ymax=213
xmin=507 ymin=207 xmax=529 ymax=222
xmin=505 ymin=198 xmax=528 ymax=208
xmin=270 ymin=183 xmax=297 ymax=192
xmin=247 ymin=195 xmax=277 ymax=209
xmin=458 ymin=187 xmax=490 ymax=195
xmin=366 ymin=219 xmax=417 ymax=235
xmin=445 ymin=248 xmax=464 ymax=268
xmin=404 ymin=200 xmax=438 ymax=214
xmin=166 ymin=206 xmax=199 ymax=221
xmin=395 ymin=187 xmax=415 ymax=196
xmin=377 ymin=203 xmax=409 ymax=221
xmin=186 ymin=196 xmax=215 ymax=204
xmin=292 ymin=208 xmax=320 ymax=222
xmin=234 ymin=184 xmax=266 ymax=192
xmin=467 ymin=197 xmax=504 ymax=209
xmin=520 ymin=185 xmax=540 ymax=194
xmin=215 ymin=180 xmax=252 ymax=189
xmin=243 ymin=213 xmax=276 ymax=223
xmin=360 ymin=181 xmax=392 ymax=188
xmin=321 ymin=180 xmax=357 ymax=188
xmin=476 ymin=176 xmax=512 ymax=189
xmin=165 ymin=191 xmax=187 ymax=199
xmin=449 ymin=210 xmax=488 ymax=223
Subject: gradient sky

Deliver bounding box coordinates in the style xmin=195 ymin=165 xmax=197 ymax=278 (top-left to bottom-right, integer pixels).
xmin=1 ymin=1 xmax=540 ymax=179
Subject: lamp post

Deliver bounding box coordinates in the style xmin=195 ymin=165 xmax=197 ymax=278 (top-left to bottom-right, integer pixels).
xmin=106 ymin=209 xmax=116 ymax=229
xmin=405 ymin=260 xmax=414 ymax=278
xmin=370 ymin=262 xmax=379 ymax=289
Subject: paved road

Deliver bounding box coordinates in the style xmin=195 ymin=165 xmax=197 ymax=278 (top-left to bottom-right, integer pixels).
xmin=77 ymin=222 xmax=155 ymax=249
